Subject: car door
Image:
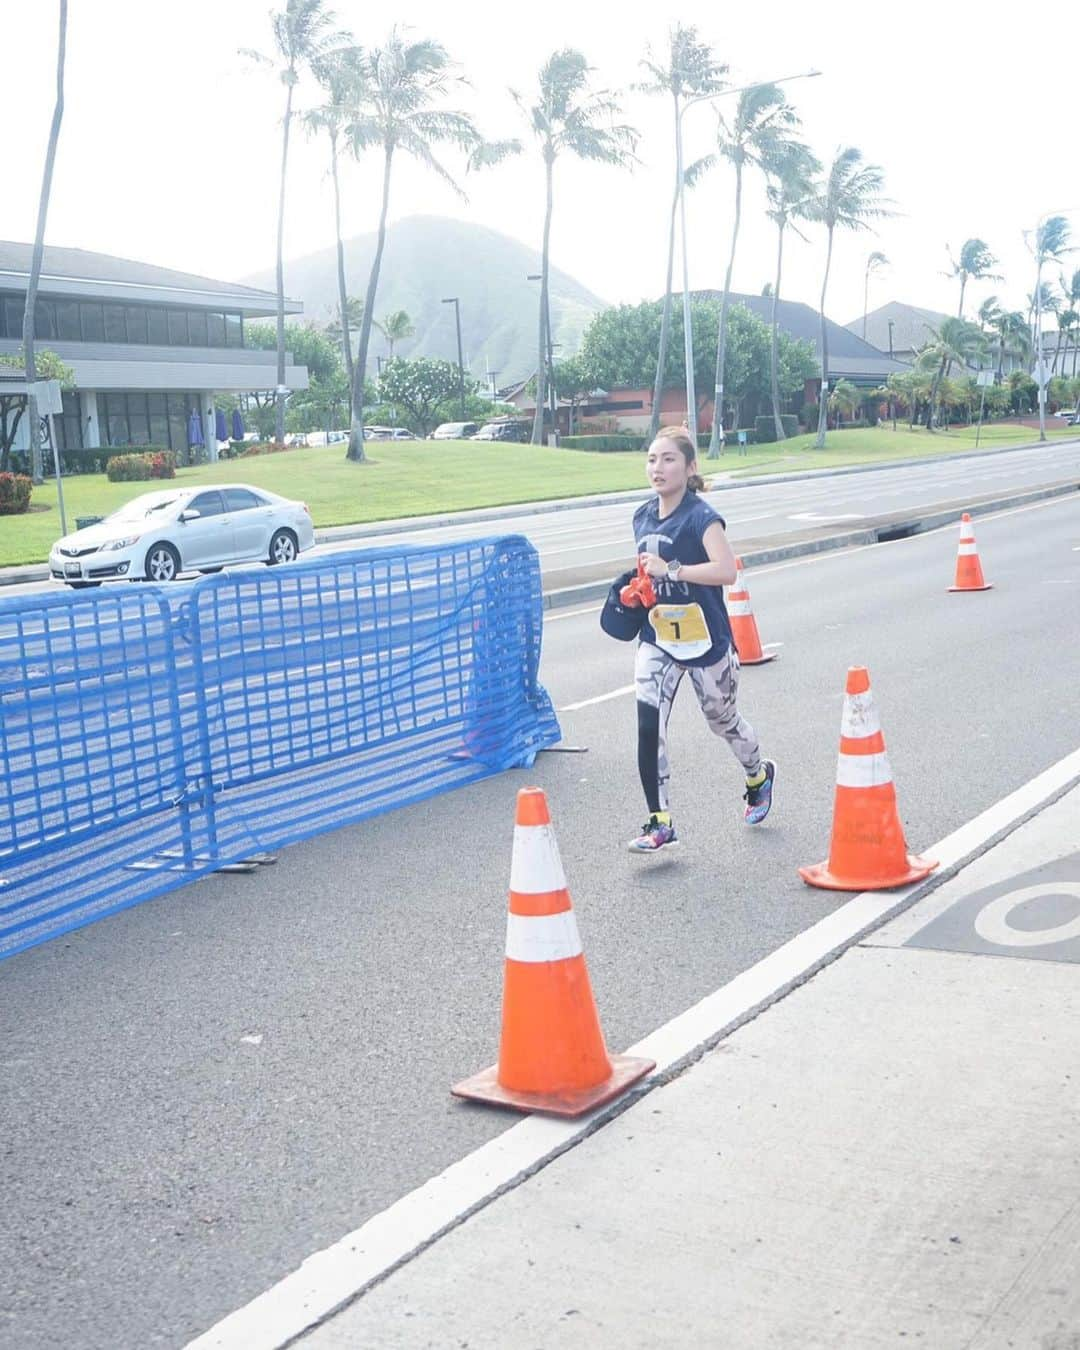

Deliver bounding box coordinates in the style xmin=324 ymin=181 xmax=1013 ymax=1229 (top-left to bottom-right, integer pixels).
xmin=224 ymin=487 xmax=272 ymax=558
xmin=179 ymin=490 xmax=234 ymax=567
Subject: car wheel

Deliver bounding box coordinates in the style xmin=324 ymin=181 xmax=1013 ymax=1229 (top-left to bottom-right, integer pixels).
xmin=145 ymin=541 xmax=181 ymax=582
xmin=268 ymin=529 xmax=298 ymax=565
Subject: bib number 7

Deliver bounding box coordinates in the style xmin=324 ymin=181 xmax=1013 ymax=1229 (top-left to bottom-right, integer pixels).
xmin=650 ymin=603 xmax=712 ymax=660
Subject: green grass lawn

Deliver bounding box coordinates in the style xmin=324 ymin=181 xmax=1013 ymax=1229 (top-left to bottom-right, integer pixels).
xmin=2 ymin=422 xmax=1075 ymax=568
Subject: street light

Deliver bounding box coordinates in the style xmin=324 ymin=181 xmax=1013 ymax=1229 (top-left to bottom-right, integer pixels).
xmin=1025 ymin=207 xmax=1078 ymax=442
xmin=441 ymin=297 xmax=466 ymax=419
xmin=528 ymin=274 xmax=558 ymax=443
xmin=675 ymin=69 xmax=822 ymax=443
xmin=887 ymin=319 xmax=895 ymax=358
xmin=487 ymin=369 xmax=501 ymax=401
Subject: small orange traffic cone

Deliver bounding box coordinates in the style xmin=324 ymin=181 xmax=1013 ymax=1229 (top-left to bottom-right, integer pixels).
xmin=727 ymin=557 xmax=777 ymax=665
xmin=453 ymin=787 xmax=655 ymax=1117
xmin=948 ymin=513 xmax=992 ymax=592
xmin=799 ymin=667 xmax=938 ymax=892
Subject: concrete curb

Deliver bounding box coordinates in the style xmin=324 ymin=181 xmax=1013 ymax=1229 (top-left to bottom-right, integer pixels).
xmin=540 ymin=479 xmax=1080 ymax=611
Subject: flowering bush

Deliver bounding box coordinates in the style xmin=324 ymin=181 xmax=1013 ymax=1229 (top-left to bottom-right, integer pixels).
xmin=0 ymin=472 xmax=32 ymax=514
xmin=106 ymin=451 xmax=175 ymax=482
xmin=147 ymin=450 xmax=176 ymax=479
xmin=239 ymin=441 xmax=291 ymax=457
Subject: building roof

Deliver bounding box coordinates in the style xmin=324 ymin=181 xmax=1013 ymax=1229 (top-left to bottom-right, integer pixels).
xmin=0 ymin=241 xmax=298 ymax=316
xmin=848 ymin=301 xmax=949 ymax=355
xmin=690 ymin=290 xmax=907 ymax=382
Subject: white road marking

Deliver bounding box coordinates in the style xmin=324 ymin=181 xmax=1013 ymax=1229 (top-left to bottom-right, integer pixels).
xmin=185 ymin=745 xmax=1080 ymax=1350
xmin=559 ymin=684 xmax=635 ymax=712
xmin=974 ymin=883 xmax=1080 ymax=948
xmin=789 ymin=512 xmax=865 ymax=523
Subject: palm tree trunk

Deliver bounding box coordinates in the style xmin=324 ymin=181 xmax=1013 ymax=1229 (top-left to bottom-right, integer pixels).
xmin=1052 ymin=325 xmax=1064 ymax=374
xmin=274 ymin=81 xmax=297 ymax=446
xmin=957 ymin=274 xmax=967 ymax=320
xmin=814 ymin=226 xmax=835 ymax=450
xmin=347 ymin=145 xmax=394 ymax=463
xmin=532 ymin=153 xmax=555 ymax=446
xmin=770 ymin=218 xmax=787 ymax=440
xmin=925 ymin=357 xmax=946 ymax=430
xmin=649 ymin=106 xmax=681 ymax=445
xmin=23 ymin=0 xmax=67 ymax=486
xmin=708 ymin=161 xmax=743 ymax=459
xmin=329 ymin=128 xmax=353 ymax=389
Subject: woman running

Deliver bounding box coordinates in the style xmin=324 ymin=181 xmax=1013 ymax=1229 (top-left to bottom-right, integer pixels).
xmin=627 ymin=426 xmax=775 ymax=853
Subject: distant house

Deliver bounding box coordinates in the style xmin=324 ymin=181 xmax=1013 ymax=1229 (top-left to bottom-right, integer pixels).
xmin=849 ymin=302 xmax=948 ymax=363
xmin=500 ymin=376 xmax=714 ymax=437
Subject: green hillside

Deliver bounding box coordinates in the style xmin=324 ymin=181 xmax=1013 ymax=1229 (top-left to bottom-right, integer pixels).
xmin=242 ymin=214 xmax=607 ymax=387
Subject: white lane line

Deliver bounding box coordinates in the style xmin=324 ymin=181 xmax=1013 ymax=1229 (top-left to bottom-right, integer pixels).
xmin=762 ymin=641 xmax=784 ymax=649
xmin=185 ymin=746 xmax=1080 ymax=1350
xmin=545 ymin=603 xmax=604 ymax=622
xmin=559 ymin=684 xmax=635 ymax=712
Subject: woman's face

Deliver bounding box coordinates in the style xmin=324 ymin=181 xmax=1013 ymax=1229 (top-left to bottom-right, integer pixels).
xmin=646 ymin=437 xmax=691 ymax=494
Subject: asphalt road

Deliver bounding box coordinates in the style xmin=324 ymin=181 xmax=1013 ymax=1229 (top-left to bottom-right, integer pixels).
xmin=5 ymin=437 xmax=1079 ymax=600
xmin=2 ymin=493 xmax=1079 ymax=1349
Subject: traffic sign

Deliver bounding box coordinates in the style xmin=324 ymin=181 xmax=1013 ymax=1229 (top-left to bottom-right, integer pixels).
xmin=31 ymin=379 xmax=62 ymax=414
xmin=1033 ymin=361 xmax=1052 ymax=387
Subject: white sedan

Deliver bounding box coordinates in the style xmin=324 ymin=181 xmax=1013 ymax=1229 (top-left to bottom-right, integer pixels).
xmin=49 ymin=484 xmax=315 ymax=586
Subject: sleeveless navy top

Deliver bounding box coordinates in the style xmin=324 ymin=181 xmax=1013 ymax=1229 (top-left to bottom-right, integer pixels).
xmin=633 ymin=491 xmax=732 ymax=667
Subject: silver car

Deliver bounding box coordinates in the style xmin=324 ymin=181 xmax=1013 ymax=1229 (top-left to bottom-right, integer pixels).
xmin=49 ymin=483 xmax=316 ymax=586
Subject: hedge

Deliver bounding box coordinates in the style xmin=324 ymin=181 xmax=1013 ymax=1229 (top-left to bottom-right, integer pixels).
xmin=6 ymin=445 xmax=174 ymax=477
xmin=560 ymin=434 xmax=644 ymax=452
xmin=754 ymin=414 xmax=799 ymax=443
xmin=106 ymin=451 xmax=177 ymax=482
xmin=0 ymin=472 xmax=32 ymax=514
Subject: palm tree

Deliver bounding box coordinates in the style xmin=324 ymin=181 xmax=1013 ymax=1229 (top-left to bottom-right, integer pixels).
xmin=807 ymin=147 xmax=890 ymax=449
xmin=23 ymin=0 xmax=68 ymax=487
xmin=376 ymin=309 xmax=416 ymax=358
xmin=946 ymin=238 xmax=1001 ymax=320
xmin=707 ymin=84 xmax=799 ymax=457
xmin=513 ymin=50 xmax=637 ymax=445
xmin=861 ymin=251 xmax=888 ymax=339
xmin=305 ymin=44 xmax=366 ymax=388
xmin=637 ymin=27 xmax=727 ymax=443
xmin=242 ymin=0 xmax=350 ymax=445
xmin=827 ymin=378 xmax=859 ymax=425
xmin=992 ymin=309 xmax=1030 ymax=379
xmin=1028 ymin=214 xmax=1073 ymax=440
xmin=342 ymin=34 xmax=486 ymax=463
xmin=764 ymin=142 xmax=819 ymax=440
xmin=324 ymin=295 xmax=364 ymax=367
xmin=1059 ymin=268 xmax=1080 ymax=376
xmin=917 ymin=317 xmax=988 ymax=430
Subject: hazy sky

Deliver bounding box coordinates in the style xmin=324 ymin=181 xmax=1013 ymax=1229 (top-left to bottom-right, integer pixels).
xmin=8 ymin=0 xmax=1080 ymax=335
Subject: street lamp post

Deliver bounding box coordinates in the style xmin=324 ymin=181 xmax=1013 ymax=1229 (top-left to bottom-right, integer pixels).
xmin=442 ymin=297 xmax=466 ymax=419
xmin=675 ymin=69 xmax=821 ymax=444
xmin=887 ymin=319 xmax=895 ymax=358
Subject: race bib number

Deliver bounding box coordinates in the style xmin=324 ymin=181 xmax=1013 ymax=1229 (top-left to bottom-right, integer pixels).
xmin=650 ymin=603 xmax=712 ymax=660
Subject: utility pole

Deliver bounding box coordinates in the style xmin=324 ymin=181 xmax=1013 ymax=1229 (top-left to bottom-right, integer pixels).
xmin=442 ymin=297 xmax=466 ymax=419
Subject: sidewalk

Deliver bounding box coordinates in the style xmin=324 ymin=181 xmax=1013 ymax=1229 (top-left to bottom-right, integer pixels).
xmin=299 ymin=784 xmax=1080 ymax=1349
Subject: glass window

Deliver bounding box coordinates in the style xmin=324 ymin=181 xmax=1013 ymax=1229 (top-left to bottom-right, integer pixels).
xmin=150 ymin=411 xmax=170 ymax=446
xmin=187 ymin=310 xmax=208 ymax=347
xmin=80 ymin=303 xmax=105 ymax=342
xmin=225 ymin=312 xmax=243 ymax=348
xmin=189 ymin=490 xmax=226 ymax=517
xmin=2 ymin=296 xmax=23 ymax=339
xmin=146 ymin=308 xmax=168 ymax=345
xmin=127 ymin=394 xmax=150 ymax=445
xmin=167 ymin=310 xmax=188 ymax=345
xmin=56 ymin=392 xmax=83 ymax=451
xmin=104 ymin=304 xmax=126 ymax=343
xmin=224 ymin=488 xmax=260 ymax=512
xmin=206 ymin=311 xmax=226 ymax=347
xmin=35 ymin=298 xmax=57 ymax=340
xmin=125 ymin=306 xmax=148 ymax=343
xmin=56 ymin=300 xmax=80 ymax=341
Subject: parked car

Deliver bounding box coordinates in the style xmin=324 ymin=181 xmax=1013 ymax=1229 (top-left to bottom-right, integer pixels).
xmin=389 ymin=428 xmax=414 ymax=440
xmin=431 ymin=421 xmax=479 ymax=440
xmin=470 ymin=420 xmax=531 ymax=443
xmin=49 ymin=484 xmax=315 ymax=587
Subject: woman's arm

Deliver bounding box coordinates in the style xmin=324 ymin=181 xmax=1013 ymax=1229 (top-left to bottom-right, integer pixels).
xmin=641 ymin=521 xmax=737 ymax=588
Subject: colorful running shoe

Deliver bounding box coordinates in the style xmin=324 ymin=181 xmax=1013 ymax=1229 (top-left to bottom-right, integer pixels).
xmin=628 ymin=817 xmax=680 ymax=854
xmin=743 ymin=759 xmax=777 ymax=824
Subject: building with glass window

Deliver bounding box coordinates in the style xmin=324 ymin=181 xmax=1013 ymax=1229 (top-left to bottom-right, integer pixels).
xmin=0 ymin=241 xmax=309 ymax=457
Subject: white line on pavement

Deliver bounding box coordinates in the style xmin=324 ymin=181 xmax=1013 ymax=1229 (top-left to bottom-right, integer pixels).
xmin=185 ymin=745 xmax=1080 ymax=1350
xmin=558 ymin=684 xmax=635 ymax=712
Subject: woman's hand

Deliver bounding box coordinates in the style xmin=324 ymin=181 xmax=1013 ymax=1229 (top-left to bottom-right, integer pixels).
xmin=640 ymin=552 xmax=668 ymax=580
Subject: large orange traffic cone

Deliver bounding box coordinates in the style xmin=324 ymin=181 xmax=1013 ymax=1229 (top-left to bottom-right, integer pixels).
xmin=799 ymin=667 xmax=938 ymax=892
xmin=453 ymin=787 xmax=655 ymax=1117
xmin=727 ymin=557 xmax=777 ymax=665
xmin=948 ymin=512 xmax=992 ymax=592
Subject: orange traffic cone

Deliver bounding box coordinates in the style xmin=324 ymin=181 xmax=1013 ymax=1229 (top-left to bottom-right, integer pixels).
xmin=799 ymin=667 xmax=938 ymax=892
xmin=727 ymin=557 xmax=777 ymax=665
xmin=948 ymin=513 xmax=992 ymax=592
xmin=453 ymin=787 xmax=655 ymax=1117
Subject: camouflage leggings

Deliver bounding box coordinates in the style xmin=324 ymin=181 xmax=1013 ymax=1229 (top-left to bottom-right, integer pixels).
xmin=635 ymin=641 xmax=762 ymax=815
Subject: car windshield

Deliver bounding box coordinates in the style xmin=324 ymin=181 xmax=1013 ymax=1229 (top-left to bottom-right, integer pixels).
xmin=106 ymin=491 xmax=186 ymax=523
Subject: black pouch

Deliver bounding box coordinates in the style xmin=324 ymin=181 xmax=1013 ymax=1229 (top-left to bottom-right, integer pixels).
xmin=600 ymin=569 xmax=648 ymax=642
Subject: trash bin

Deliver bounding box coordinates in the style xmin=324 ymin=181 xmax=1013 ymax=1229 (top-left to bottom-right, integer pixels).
xmin=75 ymin=516 xmax=103 ymax=531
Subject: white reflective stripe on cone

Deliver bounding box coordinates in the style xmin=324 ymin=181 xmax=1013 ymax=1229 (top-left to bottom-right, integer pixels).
xmin=840 ymin=691 xmax=882 ymax=739
xmin=836 ymin=750 xmax=894 ymax=787
xmin=727 ymin=599 xmax=752 ymax=616
xmin=510 ymin=824 xmax=568 ymax=894
xmin=958 ymin=542 xmax=978 ymax=554
xmin=505 ymin=909 xmax=583 ymax=963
